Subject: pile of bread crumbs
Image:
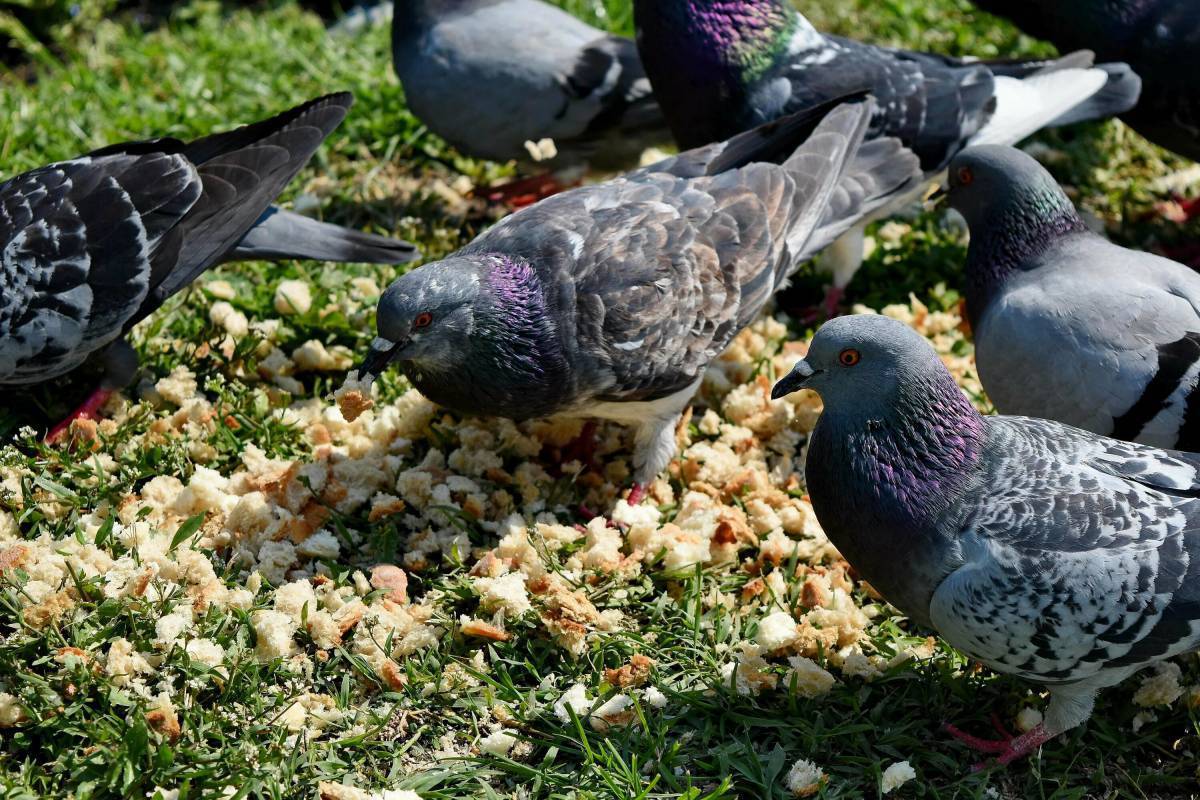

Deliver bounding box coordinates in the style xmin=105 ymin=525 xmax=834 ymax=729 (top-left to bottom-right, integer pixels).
xmin=2 ymin=288 xmax=1191 ymax=798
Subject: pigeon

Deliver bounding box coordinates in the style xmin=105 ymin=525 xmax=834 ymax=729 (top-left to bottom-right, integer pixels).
xmin=772 ymin=313 xmax=1200 ymax=768
xmin=966 ymin=0 xmax=1200 ymax=162
xmin=392 ymin=0 xmax=671 ymax=196
xmin=632 ymin=0 xmax=1141 ymax=313
xmin=946 ymin=144 xmax=1200 ymax=451
xmin=0 ymin=92 xmax=418 ymax=440
xmin=356 ymin=96 xmax=922 ymax=502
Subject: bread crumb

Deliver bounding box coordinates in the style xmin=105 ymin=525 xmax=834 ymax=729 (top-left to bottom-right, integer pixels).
xmin=1133 ymin=662 xmax=1183 ymax=707
xmin=478 ymin=729 xmax=517 ymax=756
xmin=590 ymin=693 xmax=635 ymax=731
xmin=880 ymin=761 xmax=915 ymax=794
xmin=785 ymin=758 xmax=827 ymax=797
xmin=756 ymin=611 xmax=800 ymax=653
xmin=553 ymin=683 xmax=592 ymax=723
xmin=336 ymin=372 xmax=375 ymax=422
xmin=1015 ymin=707 xmax=1043 ymax=732
xmin=275 ymin=279 xmax=313 ymax=315
xmin=786 ymin=656 xmax=835 ymax=698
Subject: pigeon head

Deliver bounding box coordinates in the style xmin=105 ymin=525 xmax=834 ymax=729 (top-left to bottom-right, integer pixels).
xmin=774 ymin=315 xmax=986 ymax=596
xmin=946 ymin=145 xmax=1086 ymax=322
xmin=359 ymin=257 xmax=486 ymax=381
xmin=947 ymin=145 xmax=1078 ymax=229
xmin=358 ymin=252 xmax=571 ymax=419
xmin=772 ymin=314 xmax=958 ymax=413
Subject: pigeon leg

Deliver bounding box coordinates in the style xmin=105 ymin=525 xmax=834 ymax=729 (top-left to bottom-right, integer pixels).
xmin=478 ymin=173 xmax=569 ymax=208
xmin=799 ymin=285 xmax=846 ymax=325
xmin=626 ymin=483 xmax=647 ymax=506
xmin=942 ymin=722 xmax=1052 ymax=771
xmin=45 ymin=340 xmax=138 ymax=444
xmin=44 ymin=388 xmax=113 ymax=444
xmin=941 ymin=722 xmax=1013 ymax=754
xmin=562 ymin=420 xmax=600 ymax=473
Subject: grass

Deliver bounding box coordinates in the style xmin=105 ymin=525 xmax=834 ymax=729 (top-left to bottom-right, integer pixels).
xmin=2 ymin=2 xmax=1200 ymax=799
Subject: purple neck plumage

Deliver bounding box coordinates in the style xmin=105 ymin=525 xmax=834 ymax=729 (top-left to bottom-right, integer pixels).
xmin=473 ymin=254 xmax=565 ymax=387
xmin=813 ymin=367 xmax=985 ymax=530
xmin=963 ymin=201 xmax=1086 ymax=325
xmin=805 ymin=364 xmax=984 ymax=624
xmin=637 ymin=0 xmax=798 ymax=82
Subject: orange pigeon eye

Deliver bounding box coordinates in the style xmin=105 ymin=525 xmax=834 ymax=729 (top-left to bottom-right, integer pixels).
xmin=957 ymin=166 xmax=973 ymax=186
xmin=413 ymin=312 xmax=434 ymax=329
xmin=839 ymin=348 xmax=861 ymax=367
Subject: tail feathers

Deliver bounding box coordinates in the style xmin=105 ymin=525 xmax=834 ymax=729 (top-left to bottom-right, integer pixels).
xmin=798 ymin=135 xmax=924 ymax=263
xmin=1046 ymin=62 xmax=1141 ymax=126
xmin=980 ymin=49 xmax=1096 ymax=78
xmin=639 ymin=91 xmax=871 ymax=180
xmin=227 ymin=207 xmax=419 ymax=266
xmin=774 ymin=98 xmax=880 ymax=276
xmin=969 ymin=68 xmax=1108 ymax=147
xmin=150 ymin=93 xmax=357 ymax=301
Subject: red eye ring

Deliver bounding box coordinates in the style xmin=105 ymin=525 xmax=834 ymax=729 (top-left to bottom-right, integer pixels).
xmin=839 ymin=348 xmax=861 ymax=367
xmin=413 ymin=312 xmax=434 ymax=329
xmin=957 ymin=166 xmax=973 ymax=186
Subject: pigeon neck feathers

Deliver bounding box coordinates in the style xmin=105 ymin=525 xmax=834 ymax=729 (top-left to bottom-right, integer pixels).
xmin=636 ymin=0 xmax=803 ymax=145
xmin=806 ymin=360 xmax=985 ymax=619
xmin=963 ymin=181 xmax=1087 ymax=325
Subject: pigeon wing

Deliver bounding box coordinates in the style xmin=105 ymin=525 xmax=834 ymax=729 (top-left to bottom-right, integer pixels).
xmin=929 ymin=416 xmax=1200 ymax=686
xmin=0 ymin=153 xmax=201 ymax=384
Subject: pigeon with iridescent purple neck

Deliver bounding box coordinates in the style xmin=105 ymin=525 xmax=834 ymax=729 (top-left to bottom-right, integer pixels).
xmin=772 ymin=313 xmax=1200 ymax=769
xmin=633 ymin=0 xmax=1141 ymax=312
xmin=356 ymin=97 xmax=922 ymax=502
xmin=947 ymin=144 xmax=1200 ymax=451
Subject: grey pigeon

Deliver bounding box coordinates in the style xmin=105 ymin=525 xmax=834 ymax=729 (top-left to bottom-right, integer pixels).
xmin=967 ymin=0 xmax=1200 ymax=161
xmin=772 ymin=313 xmax=1200 ymax=768
xmin=947 ymin=144 xmax=1200 ymax=451
xmin=393 ymin=0 xmax=670 ymax=173
xmin=0 ymin=92 xmax=417 ymax=438
xmin=356 ymin=97 xmax=922 ymax=500
xmin=633 ymin=0 xmax=1141 ymax=311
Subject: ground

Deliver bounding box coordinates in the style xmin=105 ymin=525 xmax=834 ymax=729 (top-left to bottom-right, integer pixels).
xmin=2 ymin=1 xmax=1200 ymax=798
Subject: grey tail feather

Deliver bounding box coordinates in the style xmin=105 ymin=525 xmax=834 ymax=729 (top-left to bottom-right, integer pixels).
xmin=796 ymin=135 xmax=923 ymax=263
xmin=226 ymin=207 xmax=419 ymax=265
xmin=1046 ymin=62 xmax=1142 ymax=126
xmin=980 ymin=49 xmax=1096 ymax=78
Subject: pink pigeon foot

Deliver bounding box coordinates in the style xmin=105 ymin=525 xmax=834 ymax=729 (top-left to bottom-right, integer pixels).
xmin=943 ymin=722 xmax=1052 ymax=771
xmin=45 ymin=387 xmax=113 ymax=445
xmin=625 ymin=483 xmax=647 ymax=506
xmin=561 ymin=420 xmax=600 ymax=473
xmin=478 ymin=173 xmax=570 ymax=208
xmin=800 ymin=285 xmax=846 ymax=325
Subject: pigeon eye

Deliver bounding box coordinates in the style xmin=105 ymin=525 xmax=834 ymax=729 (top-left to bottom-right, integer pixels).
xmin=838 ymin=348 xmax=861 ymax=367
xmin=413 ymin=312 xmax=434 ymax=329
xmin=957 ymin=166 xmax=973 ymax=186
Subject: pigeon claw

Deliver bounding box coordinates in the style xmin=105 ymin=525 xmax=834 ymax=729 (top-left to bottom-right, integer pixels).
xmin=45 ymin=387 xmax=114 ymax=445
xmin=943 ymin=722 xmax=1052 ymax=772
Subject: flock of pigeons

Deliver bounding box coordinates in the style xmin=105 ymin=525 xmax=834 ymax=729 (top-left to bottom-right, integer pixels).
xmin=4 ymin=0 xmax=1200 ymax=775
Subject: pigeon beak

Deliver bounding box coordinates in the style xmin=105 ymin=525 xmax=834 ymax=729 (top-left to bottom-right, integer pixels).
xmin=925 ymin=182 xmax=948 ymax=208
xmin=772 ymin=360 xmax=817 ymax=400
xmin=358 ymin=337 xmax=403 ymax=382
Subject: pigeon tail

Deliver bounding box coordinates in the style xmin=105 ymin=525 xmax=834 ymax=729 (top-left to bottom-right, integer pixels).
xmin=1045 ymin=61 xmax=1142 ymax=127
xmin=969 ymin=52 xmax=1133 ymax=146
xmin=227 ymin=207 xmax=418 ymax=265
xmin=146 ymin=93 xmax=356 ymax=304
